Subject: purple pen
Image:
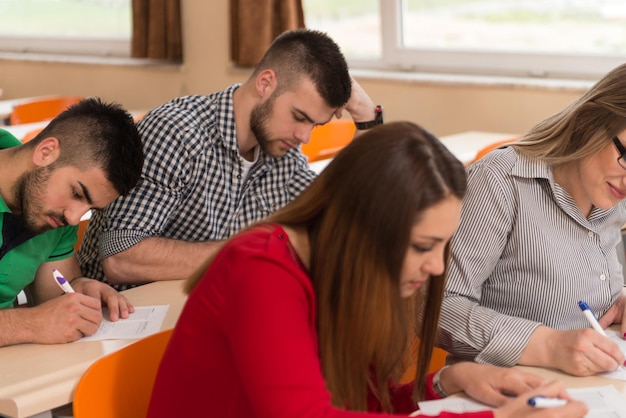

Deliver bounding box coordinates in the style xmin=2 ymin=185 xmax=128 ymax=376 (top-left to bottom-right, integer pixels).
xmin=52 ymin=269 xmax=75 ymax=293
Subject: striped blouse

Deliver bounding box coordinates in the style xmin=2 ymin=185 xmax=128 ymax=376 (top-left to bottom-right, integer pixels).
xmin=439 ymin=147 xmax=626 ymax=367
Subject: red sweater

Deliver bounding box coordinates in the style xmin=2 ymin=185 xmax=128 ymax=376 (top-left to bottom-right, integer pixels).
xmin=147 ymin=225 xmax=493 ymax=418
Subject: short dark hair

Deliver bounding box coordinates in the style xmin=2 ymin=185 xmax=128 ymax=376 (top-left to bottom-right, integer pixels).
xmin=252 ymin=29 xmax=351 ymax=108
xmin=29 ymin=97 xmax=144 ymax=196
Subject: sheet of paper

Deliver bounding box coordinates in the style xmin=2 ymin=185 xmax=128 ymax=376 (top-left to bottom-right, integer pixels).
xmin=78 ymin=305 xmax=169 ymax=342
xmin=414 ymin=385 xmax=626 ymax=417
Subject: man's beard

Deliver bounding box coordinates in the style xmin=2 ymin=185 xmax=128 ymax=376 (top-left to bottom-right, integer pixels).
xmin=250 ymin=95 xmax=286 ymax=158
xmin=13 ymin=166 xmax=63 ymax=234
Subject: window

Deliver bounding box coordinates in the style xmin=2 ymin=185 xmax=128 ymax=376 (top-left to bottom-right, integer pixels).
xmin=0 ymin=0 xmax=131 ymax=57
xmin=304 ymin=0 xmax=626 ymax=79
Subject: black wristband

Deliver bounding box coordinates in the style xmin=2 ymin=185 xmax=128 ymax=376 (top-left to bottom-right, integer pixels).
xmin=354 ymin=105 xmax=383 ymax=130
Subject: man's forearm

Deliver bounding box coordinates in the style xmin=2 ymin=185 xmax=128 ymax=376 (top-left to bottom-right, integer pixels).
xmin=0 ymin=308 xmax=37 ymax=347
xmin=102 ymin=236 xmax=223 ymax=285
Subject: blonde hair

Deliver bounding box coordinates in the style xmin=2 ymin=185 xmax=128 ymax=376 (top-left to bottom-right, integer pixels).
xmin=513 ymin=62 xmax=626 ymax=165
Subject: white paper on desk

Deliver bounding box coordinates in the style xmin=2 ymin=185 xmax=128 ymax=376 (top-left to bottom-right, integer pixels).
xmin=77 ymin=305 xmax=169 ymax=342
xmin=601 ymin=330 xmax=626 ymax=381
xmin=414 ymin=385 xmax=626 ymax=417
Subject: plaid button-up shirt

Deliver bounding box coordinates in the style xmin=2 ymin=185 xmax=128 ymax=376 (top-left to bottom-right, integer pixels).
xmin=78 ymin=85 xmax=317 ymax=289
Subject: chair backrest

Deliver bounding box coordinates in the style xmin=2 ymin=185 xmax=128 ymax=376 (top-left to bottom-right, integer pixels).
xmin=73 ymin=328 xmax=173 ymax=418
xmin=471 ymin=137 xmax=519 ymax=164
xmin=21 ymin=126 xmax=45 ymax=143
xmin=301 ymin=119 xmax=356 ymax=163
xmin=74 ymin=218 xmax=90 ymax=252
xmin=399 ymin=345 xmax=448 ymax=384
xmin=9 ymin=96 xmax=83 ymax=125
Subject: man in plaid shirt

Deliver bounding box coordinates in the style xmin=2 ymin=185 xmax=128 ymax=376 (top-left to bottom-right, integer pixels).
xmin=78 ymin=29 xmax=380 ymax=289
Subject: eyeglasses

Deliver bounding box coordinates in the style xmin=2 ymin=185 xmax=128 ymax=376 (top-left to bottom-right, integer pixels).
xmin=613 ymin=136 xmax=626 ymax=170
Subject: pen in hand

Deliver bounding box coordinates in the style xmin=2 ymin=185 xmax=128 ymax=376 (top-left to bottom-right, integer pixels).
xmin=527 ymin=396 xmax=567 ymax=408
xmin=52 ymin=269 xmax=75 ymax=294
xmin=578 ymin=300 xmax=606 ymax=336
xmin=578 ymin=300 xmax=626 ymax=371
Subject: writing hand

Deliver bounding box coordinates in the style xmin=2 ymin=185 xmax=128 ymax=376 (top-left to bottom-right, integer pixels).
xmin=27 ymin=293 xmax=102 ymax=343
xmin=72 ymin=277 xmax=135 ymax=321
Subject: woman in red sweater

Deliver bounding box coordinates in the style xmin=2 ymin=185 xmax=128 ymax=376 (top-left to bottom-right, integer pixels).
xmin=148 ymin=122 xmax=586 ymax=417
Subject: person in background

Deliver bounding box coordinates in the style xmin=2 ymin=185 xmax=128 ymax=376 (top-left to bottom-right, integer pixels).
xmin=439 ymin=62 xmax=626 ymax=376
xmin=78 ymin=28 xmax=380 ymax=290
xmin=0 ymin=98 xmax=144 ymax=346
xmin=147 ymin=122 xmax=586 ymax=418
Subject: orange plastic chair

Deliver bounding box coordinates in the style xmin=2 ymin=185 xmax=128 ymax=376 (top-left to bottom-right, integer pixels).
xmin=74 ymin=218 xmax=90 ymax=252
xmin=471 ymin=137 xmax=519 ymax=164
xmin=9 ymin=96 xmax=83 ymax=125
xmin=73 ymin=328 xmax=173 ymax=418
xmin=301 ymin=119 xmax=356 ymax=162
xmin=400 ymin=345 xmax=448 ymax=384
xmin=21 ymin=126 xmax=45 ymax=143
xmin=134 ymin=111 xmax=147 ymax=123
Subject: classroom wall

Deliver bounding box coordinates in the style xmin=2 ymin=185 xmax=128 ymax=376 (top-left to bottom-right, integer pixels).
xmin=0 ymin=0 xmax=589 ymax=137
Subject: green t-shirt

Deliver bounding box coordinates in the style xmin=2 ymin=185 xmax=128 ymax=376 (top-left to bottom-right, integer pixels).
xmin=0 ymin=129 xmax=78 ymax=309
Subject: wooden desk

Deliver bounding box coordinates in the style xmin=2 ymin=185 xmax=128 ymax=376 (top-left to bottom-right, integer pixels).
xmin=308 ymin=131 xmax=517 ymax=174
xmin=437 ymin=131 xmax=517 ymax=165
xmin=517 ymin=365 xmax=626 ymax=396
xmin=0 ymin=280 xmax=187 ymax=418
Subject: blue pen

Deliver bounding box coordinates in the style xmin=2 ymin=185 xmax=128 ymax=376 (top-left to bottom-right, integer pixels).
xmin=578 ymin=300 xmax=606 ymax=336
xmin=527 ymin=396 xmax=567 ymax=408
xmin=578 ymin=300 xmax=626 ymax=372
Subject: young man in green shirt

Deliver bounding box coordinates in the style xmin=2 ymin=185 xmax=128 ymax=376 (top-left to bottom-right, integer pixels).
xmin=0 ymin=98 xmax=144 ymax=346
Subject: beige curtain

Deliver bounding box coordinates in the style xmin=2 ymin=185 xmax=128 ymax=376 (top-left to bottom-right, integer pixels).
xmin=132 ymin=0 xmax=183 ymax=60
xmin=231 ymin=0 xmax=305 ymax=67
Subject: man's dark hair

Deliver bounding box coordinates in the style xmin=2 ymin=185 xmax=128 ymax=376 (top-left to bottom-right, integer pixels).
xmin=28 ymin=97 xmax=144 ymax=196
xmin=252 ymin=29 xmax=352 ymax=109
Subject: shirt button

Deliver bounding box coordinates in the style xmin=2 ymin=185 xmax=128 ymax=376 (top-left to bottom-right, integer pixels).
xmin=237 ymin=174 xmax=242 ymax=179
xmin=587 ymin=231 xmax=594 ymax=238
xmin=600 ymin=274 xmax=606 ymax=281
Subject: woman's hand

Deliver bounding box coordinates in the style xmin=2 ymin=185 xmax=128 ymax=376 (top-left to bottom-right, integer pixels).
xmin=492 ymin=380 xmax=587 ymax=418
xmin=522 ymin=326 xmax=624 ymax=376
xmin=439 ymin=362 xmax=545 ymax=406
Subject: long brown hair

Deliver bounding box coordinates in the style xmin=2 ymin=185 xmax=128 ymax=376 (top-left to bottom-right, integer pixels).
xmin=185 ymin=121 xmax=466 ymax=411
xmin=513 ymin=62 xmax=626 ymax=165
xmin=266 ymin=121 xmax=465 ymax=411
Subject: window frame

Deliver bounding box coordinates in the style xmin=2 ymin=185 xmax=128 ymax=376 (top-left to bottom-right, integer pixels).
xmin=366 ymin=0 xmax=626 ymax=80
xmin=0 ymin=35 xmax=129 ymax=57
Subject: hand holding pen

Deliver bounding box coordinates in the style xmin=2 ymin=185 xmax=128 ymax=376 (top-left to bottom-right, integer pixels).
xmin=578 ymin=300 xmax=626 ymax=372
xmin=489 ymin=381 xmax=587 ymax=418
xmin=8 ymin=269 xmax=103 ymax=344
xmin=52 ymin=268 xmax=135 ymax=321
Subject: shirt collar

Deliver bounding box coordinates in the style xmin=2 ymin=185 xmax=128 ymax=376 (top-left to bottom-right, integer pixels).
xmin=510 ymin=147 xmax=614 ymax=222
xmin=215 ymin=84 xmax=242 ymax=153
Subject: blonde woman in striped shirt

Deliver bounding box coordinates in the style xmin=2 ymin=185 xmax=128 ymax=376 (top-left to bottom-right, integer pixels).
xmin=439 ymin=63 xmax=626 ymax=376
